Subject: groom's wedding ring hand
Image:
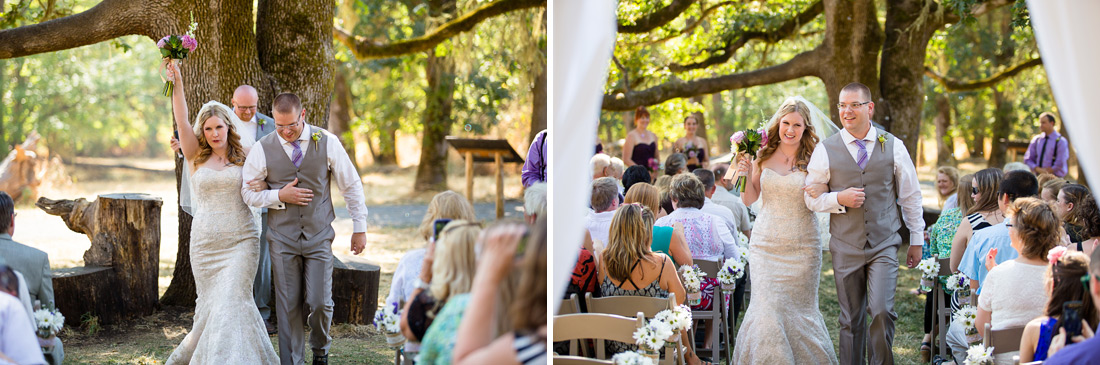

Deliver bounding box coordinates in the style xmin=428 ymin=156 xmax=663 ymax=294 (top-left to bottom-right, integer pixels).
xmin=802 ymin=183 xmax=827 ymax=198
xmin=278 ymin=178 xmax=314 ymax=205
xmin=837 ymin=187 xmax=865 ymax=208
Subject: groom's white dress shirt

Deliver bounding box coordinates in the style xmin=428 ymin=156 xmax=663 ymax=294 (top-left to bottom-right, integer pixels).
xmin=804 ymin=127 xmax=925 ymax=245
xmin=241 ymin=126 xmax=368 ymax=233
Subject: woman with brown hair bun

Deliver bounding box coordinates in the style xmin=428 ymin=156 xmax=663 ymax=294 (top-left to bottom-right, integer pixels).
xmin=1057 ymin=184 xmax=1099 ymax=252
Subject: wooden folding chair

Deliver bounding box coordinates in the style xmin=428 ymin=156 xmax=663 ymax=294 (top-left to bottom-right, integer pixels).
xmin=551 ymin=355 xmax=613 ymax=365
xmin=691 ymin=259 xmax=727 ymax=363
xmin=560 ymin=293 xmax=581 ymax=315
xmin=554 ymin=312 xmax=646 ymax=360
xmin=983 ymin=323 xmax=1026 ymax=354
xmin=586 ymin=293 xmax=682 ymax=364
xmin=930 ymin=257 xmax=953 ymax=362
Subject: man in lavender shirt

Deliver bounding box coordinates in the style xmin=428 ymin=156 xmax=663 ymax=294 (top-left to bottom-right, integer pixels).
xmin=1023 ymin=112 xmax=1069 ymax=177
xmin=521 ymin=130 xmax=547 ymax=187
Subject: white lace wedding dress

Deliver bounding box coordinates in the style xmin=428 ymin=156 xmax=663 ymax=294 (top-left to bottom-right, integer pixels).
xmin=166 ymin=166 xmax=279 ymax=364
xmin=732 ymin=168 xmax=837 ymax=364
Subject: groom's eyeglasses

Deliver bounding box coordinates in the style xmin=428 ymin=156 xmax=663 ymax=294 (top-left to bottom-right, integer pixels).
xmin=274 ymin=118 xmax=302 ymax=131
xmin=837 ymin=101 xmax=871 ymax=110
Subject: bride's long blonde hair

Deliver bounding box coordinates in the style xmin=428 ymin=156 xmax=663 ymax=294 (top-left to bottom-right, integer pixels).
xmin=192 ymin=102 xmax=246 ymax=168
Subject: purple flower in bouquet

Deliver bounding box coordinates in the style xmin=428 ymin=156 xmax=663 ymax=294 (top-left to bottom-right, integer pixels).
xmin=731 ymin=131 xmax=745 ymax=145
xmin=181 ymin=34 xmax=198 ymax=52
xmin=687 ymin=150 xmax=697 ymax=159
xmin=157 ymin=37 xmax=168 ymax=49
xmin=759 ymin=129 xmax=769 ymax=147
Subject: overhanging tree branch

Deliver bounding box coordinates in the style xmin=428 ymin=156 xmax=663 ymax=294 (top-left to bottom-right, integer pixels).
xmin=602 ymin=47 xmax=822 ymax=110
xmin=0 ymin=0 xmax=154 ymax=59
xmin=942 ymin=0 xmax=1014 ymax=24
xmin=618 ymin=0 xmax=697 ymax=34
xmin=334 ymin=0 xmax=544 ymax=60
xmin=631 ymin=1 xmax=738 ymax=46
xmin=924 ymin=57 xmax=1042 ymax=92
xmin=670 ymin=0 xmax=823 ymax=72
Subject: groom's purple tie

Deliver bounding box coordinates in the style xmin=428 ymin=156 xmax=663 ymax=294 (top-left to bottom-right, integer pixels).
xmin=853 ymin=139 xmax=868 ymax=170
xmin=290 ymin=140 xmax=303 ymax=167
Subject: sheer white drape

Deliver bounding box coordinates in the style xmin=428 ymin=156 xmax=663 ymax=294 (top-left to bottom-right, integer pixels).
xmin=550 ymin=0 xmax=616 ymax=313
xmin=1027 ymin=1 xmax=1100 ymax=189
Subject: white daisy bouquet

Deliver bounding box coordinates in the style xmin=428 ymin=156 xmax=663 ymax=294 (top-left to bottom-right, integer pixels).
xmin=717 ymin=257 xmax=745 ymax=292
xmin=946 ymin=272 xmax=972 ymax=305
xmin=954 ymin=305 xmax=982 ymax=344
xmin=738 ymin=249 xmax=749 ymax=265
xmin=612 ymin=350 xmax=656 ymax=365
xmin=374 ymin=302 xmax=405 ymax=347
xmin=654 ymin=304 xmax=693 ymax=340
xmin=633 ymin=318 xmax=673 ymax=352
xmin=33 ymin=308 xmax=64 ymax=339
xmin=679 ymin=264 xmax=706 ymax=305
xmin=963 ymin=343 xmax=994 ymax=365
xmin=916 ymin=258 xmax=939 ymax=292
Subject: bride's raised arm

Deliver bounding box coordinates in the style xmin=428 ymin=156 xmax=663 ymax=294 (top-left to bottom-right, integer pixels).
xmin=166 ymin=59 xmax=199 ymax=162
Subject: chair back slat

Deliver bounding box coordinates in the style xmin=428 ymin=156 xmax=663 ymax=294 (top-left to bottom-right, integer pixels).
xmin=554 ymin=312 xmax=646 ymax=359
xmin=585 ymin=292 xmax=675 ymax=318
xmin=551 ymin=355 xmax=614 ymax=365
xmin=559 ymin=293 xmax=580 ymax=315
xmin=984 ymin=323 xmax=1027 ymax=354
xmin=694 ymin=259 xmax=721 ymax=279
xmin=937 ymin=257 xmax=952 ymax=276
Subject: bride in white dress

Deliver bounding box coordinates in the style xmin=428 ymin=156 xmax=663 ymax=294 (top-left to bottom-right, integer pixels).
xmin=730 ymin=96 xmax=838 ymax=364
xmin=163 ymin=60 xmax=278 ymax=364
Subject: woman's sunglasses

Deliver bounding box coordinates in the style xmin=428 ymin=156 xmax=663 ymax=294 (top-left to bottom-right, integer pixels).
xmin=971 ymin=187 xmax=980 ymax=195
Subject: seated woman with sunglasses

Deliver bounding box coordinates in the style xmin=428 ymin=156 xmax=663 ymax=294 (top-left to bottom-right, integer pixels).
xmin=950 ymin=168 xmax=1005 ymax=272
xmin=400 ymin=221 xmax=481 ymax=352
xmin=1019 ymin=250 xmax=1097 ymax=362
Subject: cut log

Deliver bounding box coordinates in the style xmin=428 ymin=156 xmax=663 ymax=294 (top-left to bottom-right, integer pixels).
xmin=36 ymin=193 xmax=163 ymax=325
xmin=331 ymin=254 xmax=380 ymax=325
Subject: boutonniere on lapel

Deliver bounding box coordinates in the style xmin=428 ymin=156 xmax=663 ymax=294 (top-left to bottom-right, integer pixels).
xmin=877 ymin=134 xmax=887 ymax=153
xmin=311 ymin=131 xmax=322 ymax=152
xmin=256 ymin=118 xmax=266 ymax=128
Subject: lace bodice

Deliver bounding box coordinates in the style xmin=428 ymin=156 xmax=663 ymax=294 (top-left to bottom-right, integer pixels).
xmin=189 ymin=166 xmax=259 ymax=234
xmin=751 ymin=168 xmax=820 ymax=245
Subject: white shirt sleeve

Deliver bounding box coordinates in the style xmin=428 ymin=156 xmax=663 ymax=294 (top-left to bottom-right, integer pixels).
xmin=715 ymin=217 xmax=740 ymax=260
xmin=893 ymin=139 xmax=926 ymax=246
xmin=241 ymin=142 xmax=285 ymax=209
xmin=0 ymin=294 xmax=47 ymax=365
xmin=805 ymin=143 xmax=845 ymax=213
xmin=324 ymin=130 xmax=369 ymax=233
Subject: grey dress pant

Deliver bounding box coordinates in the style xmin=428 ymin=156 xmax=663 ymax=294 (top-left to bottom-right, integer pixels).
xmin=254 ymin=212 xmax=273 ymax=320
xmin=830 ymin=238 xmax=899 ymax=365
xmin=269 ymin=226 xmax=335 ymax=365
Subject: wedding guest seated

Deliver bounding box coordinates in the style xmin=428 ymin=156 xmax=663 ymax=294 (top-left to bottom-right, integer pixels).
xmin=591 ymin=153 xmax=612 ymax=180
xmin=655 ymin=175 xmax=675 ymax=215
xmin=937 ymin=166 xmax=960 ymax=211
xmin=958 ymin=170 xmax=1039 ymax=293
xmin=622 ymin=165 xmax=652 ymax=193
xmin=1057 ymin=184 xmax=1098 ymax=252
xmin=453 ymin=219 xmax=548 ymax=365
xmin=948 ymin=198 xmax=1057 ymax=361
xmin=400 ymin=220 xmax=481 ymax=348
xmin=1040 ymin=177 xmax=1068 ymax=206
xmin=596 ymin=203 xmax=704 ymax=365
xmin=0 ymin=266 xmax=46 ymax=365
xmin=585 ymin=177 xmax=620 ymax=246
xmin=625 ymin=183 xmax=690 ymax=265
xmin=524 ymin=183 xmax=547 ymax=224
xmin=664 ymin=153 xmax=687 ymax=177
xmin=693 ymin=169 xmax=744 ymax=237
xmin=1037 ymin=173 xmax=1061 ymax=200
xmin=655 ymin=173 xmax=739 ymax=349
xmin=0 ymin=192 xmax=54 ymax=310
xmin=610 ymin=157 xmax=625 ymax=181
xmin=920 ymin=173 xmax=975 ymax=360
xmin=950 ymin=168 xmax=1004 ymax=272
xmin=1019 ymin=250 xmax=1097 ymax=362
xmin=1004 ymin=162 xmax=1031 ymax=173
xmin=1044 ymin=247 xmax=1100 ymax=363
xmin=386 ymin=191 xmax=477 ymax=308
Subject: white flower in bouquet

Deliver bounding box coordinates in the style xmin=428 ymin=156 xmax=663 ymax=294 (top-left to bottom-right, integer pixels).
xmin=678 ymin=265 xmax=704 ymax=292
xmin=963 ymin=344 xmax=994 ymax=365
xmin=654 ymin=304 xmax=693 ymax=333
xmin=633 ymin=322 xmax=666 ymax=351
xmin=33 ymin=309 xmax=64 ymax=338
xmin=612 ymin=351 xmax=656 ymax=365
xmin=738 ymin=249 xmax=749 ymax=265
xmin=917 ymin=258 xmax=939 ymax=279
xmin=373 ymin=302 xmax=402 ymax=333
xmin=954 ymin=305 xmax=978 ymax=329
xmin=718 ymin=258 xmax=745 ymax=286
xmin=946 ymin=272 xmax=970 ymax=292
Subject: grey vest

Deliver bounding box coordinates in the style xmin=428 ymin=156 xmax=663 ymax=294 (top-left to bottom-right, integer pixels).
xmin=824 ymin=129 xmax=902 ymax=249
xmin=260 ymin=126 xmax=335 ymax=240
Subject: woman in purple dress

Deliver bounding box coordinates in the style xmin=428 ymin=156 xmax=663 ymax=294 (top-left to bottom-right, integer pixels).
xmin=623 ymin=106 xmax=660 ymax=180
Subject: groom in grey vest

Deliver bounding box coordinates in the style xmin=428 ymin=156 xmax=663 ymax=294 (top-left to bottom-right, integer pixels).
xmin=805 ymin=83 xmax=925 ymax=365
xmin=241 ymin=93 xmax=368 ymax=365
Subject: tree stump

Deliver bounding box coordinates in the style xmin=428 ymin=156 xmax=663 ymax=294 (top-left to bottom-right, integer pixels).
xmin=36 ymin=193 xmax=162 ymax=326
xmin=331 ymin=254 xmax=380 ymax=325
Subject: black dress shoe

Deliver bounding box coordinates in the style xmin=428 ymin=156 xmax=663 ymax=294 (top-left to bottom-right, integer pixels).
xmin=312 ymin=352 xmax=328 ymax=365
xmin=264 ymin=319 xmax=277 ymax=335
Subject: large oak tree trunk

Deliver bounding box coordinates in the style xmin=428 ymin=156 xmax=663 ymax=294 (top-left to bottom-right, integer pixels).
xmin=329 ymin=66 xmax=359 ymax=171
xmin=414 ymin=0 xmax=458 ymax=191
xmin=988 ymin=88 xmax=1012 ymax=168
xmin=879 ymin=0 xmax=945 ymax=157
xmin=528 ymin=68 xmax=547 ymax=144
xmin=818 ymin=0 xmax=883 ymax=127
xmin=257 ymin=0 xmax=335 ymax=126
xmin=934 ymin=92 xmax=956 ymax=166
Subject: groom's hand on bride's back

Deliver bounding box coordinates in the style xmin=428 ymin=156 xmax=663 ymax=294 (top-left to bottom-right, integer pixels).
xmin=278 ymin=178 xmax=314 ymax=205
xmin=837 ymin=187 xmax=865 ymax=208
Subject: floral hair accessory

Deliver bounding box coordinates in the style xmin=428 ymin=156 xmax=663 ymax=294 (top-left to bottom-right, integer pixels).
xmin=1048 ymin=246 xmax=1068 ymax=266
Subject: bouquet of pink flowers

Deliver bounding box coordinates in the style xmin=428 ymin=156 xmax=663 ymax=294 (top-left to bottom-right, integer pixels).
xmin=728 ymin=128 xmax=765 ymax=192
xmin=647 ymin=157 xmax=660 ymax=173
xmin=158 ymin=14 xmax=198 ymax=97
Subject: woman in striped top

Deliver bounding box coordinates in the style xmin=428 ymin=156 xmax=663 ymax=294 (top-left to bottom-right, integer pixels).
xmin=951 ymin=168 xmax=1005 ymax=272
